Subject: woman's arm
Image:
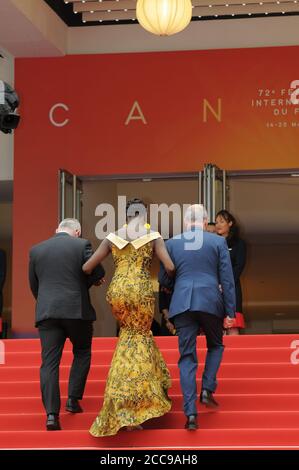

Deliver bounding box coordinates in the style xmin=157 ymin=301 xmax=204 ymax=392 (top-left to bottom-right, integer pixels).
xmin=154 ymin=238 xmax=175 ymax=277
xmin=83 ymin=238 xmax=111 ymax=274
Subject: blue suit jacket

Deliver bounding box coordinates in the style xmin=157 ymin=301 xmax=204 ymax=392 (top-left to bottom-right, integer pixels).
xmin=159 ymin=229 xmax=236 ymax=319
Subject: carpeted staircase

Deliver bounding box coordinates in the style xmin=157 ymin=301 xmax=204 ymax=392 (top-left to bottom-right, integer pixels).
xmin=0 ymin=334 xmax=299 ymax=449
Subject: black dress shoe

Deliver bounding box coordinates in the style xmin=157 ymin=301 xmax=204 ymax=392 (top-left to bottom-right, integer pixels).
xmin=184 ymin=415 xmax=198 ymax=430
xmin=46 ymin=414 xmax=61 ymax=431
xmin=66 ymin=397 xmax=83 ymax=413
xmin=200 ymin=389 xmax=219 ymax=408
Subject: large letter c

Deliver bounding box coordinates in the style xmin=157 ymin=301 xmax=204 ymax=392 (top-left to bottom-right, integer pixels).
xmin=49 ymin=103 xmax=69 ymax=127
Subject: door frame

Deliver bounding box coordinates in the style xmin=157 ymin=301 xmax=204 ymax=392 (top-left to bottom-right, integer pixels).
xmin=227 ymin=168 xmax=299 ymax=178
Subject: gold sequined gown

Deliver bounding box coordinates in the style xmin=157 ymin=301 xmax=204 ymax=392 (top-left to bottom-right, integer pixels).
xmin=89 ymin=231 xmax=172 ymax=437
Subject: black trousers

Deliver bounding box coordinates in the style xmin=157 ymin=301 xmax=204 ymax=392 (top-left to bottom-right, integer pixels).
xmin=38 ymin=319 xmax=93 ymax=415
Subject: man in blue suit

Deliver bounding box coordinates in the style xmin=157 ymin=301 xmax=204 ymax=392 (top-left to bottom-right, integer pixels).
xmin=159 ymin=205 xmax=236 ymax=430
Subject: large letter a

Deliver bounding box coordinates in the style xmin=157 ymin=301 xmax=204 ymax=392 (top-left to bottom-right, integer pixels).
xmin=125 ymin=101 xmax=147 ymax=125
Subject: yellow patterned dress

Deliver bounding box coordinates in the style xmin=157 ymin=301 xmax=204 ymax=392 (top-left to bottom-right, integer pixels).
xmin=89 ymin=231 xmax=172 ymax=437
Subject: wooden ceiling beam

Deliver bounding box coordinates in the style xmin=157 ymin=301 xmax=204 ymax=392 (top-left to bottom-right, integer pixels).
xmin=73 ymin=0 xmax=136 ymax=13
xmin=82 ymin=3 xmax=299 ymax=21
xmin=69 ymin=0 xmax=298 ymax=6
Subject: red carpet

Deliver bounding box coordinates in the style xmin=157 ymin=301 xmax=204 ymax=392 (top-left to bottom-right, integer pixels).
xmin=0 ymin=334 xmax=299 ymax=449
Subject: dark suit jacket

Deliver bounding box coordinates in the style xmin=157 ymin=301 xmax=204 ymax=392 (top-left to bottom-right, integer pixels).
xmin=159 ymin=229 xmax=236 ymax=319
xmin=29 ymin=233 xmax=105 ymax=325
xmin=0 ymin=249 xmax=6 ymax=315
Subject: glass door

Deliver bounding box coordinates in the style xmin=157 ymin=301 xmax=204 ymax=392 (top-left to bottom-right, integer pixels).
xmin=59 ymin=169 xmax=83 ymax=224
xmin=199 ymin=164 xmax=227 ymax=222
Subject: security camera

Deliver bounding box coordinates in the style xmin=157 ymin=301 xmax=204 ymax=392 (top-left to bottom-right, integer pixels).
xmin=0 ymin=80 xmax=20 ymax=134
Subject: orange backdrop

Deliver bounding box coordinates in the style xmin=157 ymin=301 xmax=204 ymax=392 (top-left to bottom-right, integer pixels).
xmin=13 ymin=46 xmax=299 ymax=335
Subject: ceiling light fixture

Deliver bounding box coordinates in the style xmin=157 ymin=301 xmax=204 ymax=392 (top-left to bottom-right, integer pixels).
xmin=136 ymin=0 xmax=192 ymax=36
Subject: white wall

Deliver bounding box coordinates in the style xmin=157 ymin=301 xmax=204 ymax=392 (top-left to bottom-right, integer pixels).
xmin=0 ymin=47 xmax=14 ymax=181
xmin=1 ymin=0 xmax=299 ymax=57
xmin=67 ymin=16 xmax=299 ymax=55
xmin=0 ymin=0 xmax=66 ymax=57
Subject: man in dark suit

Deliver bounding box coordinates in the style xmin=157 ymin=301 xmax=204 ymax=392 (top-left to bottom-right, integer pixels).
xmin=0 ymin=249 xmax=6 ymax=336
xmin=29 ymin=218 xmax=105 ymax=431
xmin=159 ymin=205 xmax=235 ymax=430
xmin=159 ymin=285 xmax=175 ymax=335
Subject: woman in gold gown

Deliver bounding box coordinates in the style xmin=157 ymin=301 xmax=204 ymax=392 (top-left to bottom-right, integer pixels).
xmin=83 ymin=198 xmax=175 ymax=437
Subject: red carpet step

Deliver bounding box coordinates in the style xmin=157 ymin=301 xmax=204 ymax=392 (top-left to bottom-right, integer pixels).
xmin=0 ymin=334 xmax=299 ymax=449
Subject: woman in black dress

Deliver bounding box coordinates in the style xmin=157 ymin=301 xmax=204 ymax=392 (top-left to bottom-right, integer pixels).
xmin=215 ymin=210 xmax=247 ymax=335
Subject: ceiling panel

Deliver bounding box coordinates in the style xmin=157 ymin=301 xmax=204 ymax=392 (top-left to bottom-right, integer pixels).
xmin=44 ymin=0 xmax=299 ymax=26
